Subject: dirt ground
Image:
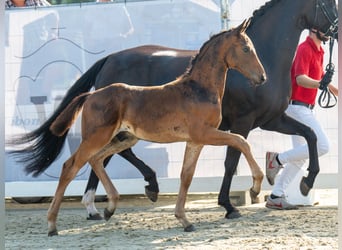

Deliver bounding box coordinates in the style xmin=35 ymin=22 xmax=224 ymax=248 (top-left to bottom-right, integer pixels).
xmin=5 ymin=190 xmax=338 ymax=250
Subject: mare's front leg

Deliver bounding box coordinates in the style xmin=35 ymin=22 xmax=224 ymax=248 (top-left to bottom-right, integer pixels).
xmin=260 ymin=113 xmax=319 ymax=195
xmin=175 ymin=142 xmax=203 ymax=232
xmin=218 ymin=146 xmax=244 ymax=218
xmin=218 ymin=123 xmax=261 ymax=218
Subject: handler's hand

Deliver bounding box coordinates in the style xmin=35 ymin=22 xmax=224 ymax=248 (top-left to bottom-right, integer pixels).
xmin=319 ymin=69 xmax=334 ymax=90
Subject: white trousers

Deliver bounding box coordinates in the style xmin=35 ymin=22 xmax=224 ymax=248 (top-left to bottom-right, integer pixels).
xmin=272 ymin=104 xmax=330 ymax=197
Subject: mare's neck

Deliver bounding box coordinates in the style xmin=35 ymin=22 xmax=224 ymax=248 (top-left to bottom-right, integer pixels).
xmin=248 ymin=6 xmax=303 ymax=68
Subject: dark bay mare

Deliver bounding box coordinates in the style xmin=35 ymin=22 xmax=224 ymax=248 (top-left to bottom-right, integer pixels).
xmin=14 ymin=20 xmax=266 ymax=235
xmin=81 ymin=0 xmax=338 ymax=219
xmin=9 ymin=0 xmax=338 ymax=220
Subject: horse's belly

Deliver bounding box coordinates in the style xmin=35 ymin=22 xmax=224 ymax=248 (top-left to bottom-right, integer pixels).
xmin=120 ymin=121 xmax=189 ymax=143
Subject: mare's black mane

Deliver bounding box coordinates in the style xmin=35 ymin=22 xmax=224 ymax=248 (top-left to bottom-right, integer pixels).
xmin=184 ymin=0 xmax=282 ymax=78
xmin=250 ymin=0 xmax=282 ymax=25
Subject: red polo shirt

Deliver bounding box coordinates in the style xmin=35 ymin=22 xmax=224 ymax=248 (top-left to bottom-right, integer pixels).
xmin=290 ymin=36 xmax=324 ymax=105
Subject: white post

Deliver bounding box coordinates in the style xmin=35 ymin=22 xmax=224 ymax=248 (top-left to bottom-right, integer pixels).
xmin=220 ymin=0 xmax=230 ymax=30
xmin=0 ymin=1 xmax=5 ymax=248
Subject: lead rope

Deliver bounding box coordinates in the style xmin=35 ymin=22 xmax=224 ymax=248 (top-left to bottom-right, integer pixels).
xmin=318 ymin=37 xmax=337 ymax=108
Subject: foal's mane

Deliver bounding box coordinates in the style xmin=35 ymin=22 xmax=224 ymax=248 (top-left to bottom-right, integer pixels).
xmin=177 ymin=0 xmax=283 ymax=82
xmin=181 ymin=28 xmax=234 ymax=78
xmin=180 ymin=0 xmax=282 ymax=80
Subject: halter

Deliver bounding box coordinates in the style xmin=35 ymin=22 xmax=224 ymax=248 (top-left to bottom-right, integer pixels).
xmin=312 ymin=0 xmax=338 ymax=108
xmin=313 ymin=0 xmax=338 ymax=39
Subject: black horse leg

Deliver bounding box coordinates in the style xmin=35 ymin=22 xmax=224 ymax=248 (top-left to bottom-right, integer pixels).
xmin=82 ymin=155 xmax=113 ymax=220
xmin=261 ymin=113 xmax=319 ymax=196
xmin=218 ymin=146 xmax=244 ymax=219
xmin=84 ymin=147 xmax=159 ymax=203
xmin=84 ymin=155 xmax=112 ymax=196
xmin=118 ymin=148 xmax=159 ymax=202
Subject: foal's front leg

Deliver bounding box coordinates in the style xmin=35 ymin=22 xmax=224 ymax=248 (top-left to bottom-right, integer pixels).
xmin=175 ymin=142 xmax=203 ymax=232
xmin=198 ymin=127 xmax=264 ymax=214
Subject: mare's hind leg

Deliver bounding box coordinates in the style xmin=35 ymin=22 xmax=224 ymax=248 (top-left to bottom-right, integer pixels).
xmin=82 ymin=166 xmax=106 ymax=220
xmin=260 ymin=113 xmax=319 ymax=195
xmin=118 ymin=148 xmax=159 ymax=201
xmin=88 ymin=153 xmax=120 ymax=221
xmin=115 ymin=132 xmax=159 ymax=200
xmin=82 ymin=133 xmax=159 ymax=220
xmin=175 ymin=142 xmax=203 ymax=232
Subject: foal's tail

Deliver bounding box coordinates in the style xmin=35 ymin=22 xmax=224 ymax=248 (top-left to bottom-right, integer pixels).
xmin=7 ymin=56 xmax=109 ymax=177
xmin=50 ymin=93 xmax=90 ymax=137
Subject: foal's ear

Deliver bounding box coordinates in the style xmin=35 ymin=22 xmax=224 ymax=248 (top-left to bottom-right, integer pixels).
xmin=237 ymin=18 xmax=251 ymax=34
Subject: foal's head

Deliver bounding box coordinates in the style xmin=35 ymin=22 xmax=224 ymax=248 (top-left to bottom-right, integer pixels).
xmin=223 ymin=19 xmax=266 ymax=85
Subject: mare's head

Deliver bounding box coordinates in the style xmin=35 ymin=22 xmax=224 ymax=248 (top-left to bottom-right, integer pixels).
xmin=304 ymin=0 xmax=338 ymax=40
xmin=224 ymin=19 xmax=266 ymax=85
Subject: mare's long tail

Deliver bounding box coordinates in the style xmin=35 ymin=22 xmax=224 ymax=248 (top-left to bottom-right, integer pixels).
xmin=7 ymin=56 xmax=108 ymax=177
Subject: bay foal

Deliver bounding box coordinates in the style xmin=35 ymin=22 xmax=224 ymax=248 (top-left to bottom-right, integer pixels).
xmin=42 ymin=19 xmax=265 ymax=235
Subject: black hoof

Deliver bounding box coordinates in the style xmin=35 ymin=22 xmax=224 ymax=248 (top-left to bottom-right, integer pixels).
xmin=225 ymin=210 xmax=241 ymax=219
xmin=300 ymin=177 xmax=311 ymax=196
xmin=48 ymin=230 xmax=58 ymax=237
xmin=104 ymin=208 xmax=115 ymax=221
xmin=249 ymin=188 xmax=260 ymax=204
xmin=87 ymin=213 xmax=103 ymax=220
xmin=184 ymin=224 xmax=196 ymax=232
xmin=145 ymin=186 xmax=158 ymax=202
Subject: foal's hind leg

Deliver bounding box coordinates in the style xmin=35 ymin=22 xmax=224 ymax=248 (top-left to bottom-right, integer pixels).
xmin=47 ymin=143 xmax=98 ymax=236
xmin=175 ymin=142 xmax=203 ymax=232
xmin=47 ymin=127 xmax=121 ymax=235
xmin=88 ymin=154 xmax=120 ymax=221
xmin=86 ymin=134 xmax=140 ymax=221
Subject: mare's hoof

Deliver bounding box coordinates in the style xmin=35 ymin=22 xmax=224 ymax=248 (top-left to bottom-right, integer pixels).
xmin=225 ymin=210 xmax=241 ymax=219
xmin=48 ymin=230 xmax=58 ymax=237
xmin=184 ymin=224 xmax=196 ymax=232
xmin=87 ymin=213 xmax=103 ymax=220
xmin=104 ymin=208 xmax=115 ymax=221
xmin=300 ymin=177 xmax=311 ymax=196
xmin=249 ymin=188 xmax=260 ymax=204
xmin=145 ymin=186 xmax=158 ymax=202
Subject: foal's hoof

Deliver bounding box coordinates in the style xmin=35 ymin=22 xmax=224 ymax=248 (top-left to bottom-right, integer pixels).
xmin=87 ymin=213 xmax=103 ymax=220
xmin=249 ymin=188 xmax=260 ymax=204
xmin=300 ymin=177 xmax=311 ymax=196
xmin=145 ymin=186 xmax=158 ymax=202
xmin=48 ymin=230 xmax=58 ymax=237
xmin=104 ymin=208 xmax=115 ymax=221
xmin=225 ymin=210 xmax=241 ymax=219
xmin=184 ymin=224 xmax=196 ymax=232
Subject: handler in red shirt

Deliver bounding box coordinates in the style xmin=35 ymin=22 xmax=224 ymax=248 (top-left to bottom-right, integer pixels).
xmin=264 ymin=29 xmax=338 ymax=209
